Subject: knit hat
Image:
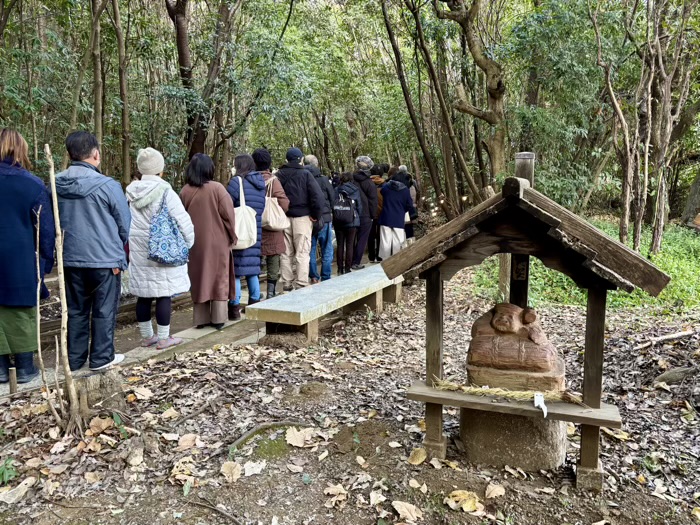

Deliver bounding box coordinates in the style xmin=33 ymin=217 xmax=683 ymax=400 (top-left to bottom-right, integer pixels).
xmin=286 ymin=147 xmax=304 ymax=162
xmin=355 ymin=155 xmax=374 ymax=170
xmin=137 ymin=147 xmax=165 ymax=176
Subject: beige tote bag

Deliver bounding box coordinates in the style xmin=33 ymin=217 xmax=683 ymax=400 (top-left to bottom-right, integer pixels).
xmin=262 ymin=176 xmax=290 ymax=231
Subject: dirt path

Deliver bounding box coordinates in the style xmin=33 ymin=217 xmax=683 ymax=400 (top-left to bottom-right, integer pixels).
xmin=0 ymin=272 xmax=698 ymax=525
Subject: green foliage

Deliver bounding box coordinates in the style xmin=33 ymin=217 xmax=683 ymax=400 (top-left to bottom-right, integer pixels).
xmin=472 ymin=219 xmax=700 ymax=311
xmin=0 ymin=459 xmax=18 ymax=487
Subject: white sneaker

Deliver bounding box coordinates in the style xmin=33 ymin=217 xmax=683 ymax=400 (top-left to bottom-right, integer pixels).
xmin=90 ymin=354 xmax=125 ymax=371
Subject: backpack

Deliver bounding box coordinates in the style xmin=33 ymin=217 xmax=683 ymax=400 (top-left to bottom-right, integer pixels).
xmin=231 ymin=175 xmax=257 ymax=250
xmin=332 ymin=191 xmax=356 ymax=227
xmin=148 ymin=194 xmax=189 ymax=266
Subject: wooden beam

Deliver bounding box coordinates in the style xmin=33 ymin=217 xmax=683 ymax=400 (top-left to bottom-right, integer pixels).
xmin=524 ymin=188 xmax=670 ymax=296
xmin=502 ymin=177 xmax=530 ymax=199
xmin=406 ymin=381 xmax=622 ymax=428
xmin=510 ymin=254 xmax=530 ymax=307
xmin=423 ymin=267 xmax=446 ymax=459
xmin=579 ymin=286 xmax=607 ymax=471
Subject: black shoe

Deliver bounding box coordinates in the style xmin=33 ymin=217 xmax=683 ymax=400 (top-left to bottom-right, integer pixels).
xmin=351 ymin=264 xmax=365 ymax=270
xmin=283 ymin=285 xmax=294 ymax=292
xmin=228 ymin=304 xmax=241 ymax=321
xmin=211 ymin=323 xmax=225 ymax=331
xmin=196 ymin=324 xmax=208 ymax=329
xmin=376 ymin=257 xmax=383 ymax=262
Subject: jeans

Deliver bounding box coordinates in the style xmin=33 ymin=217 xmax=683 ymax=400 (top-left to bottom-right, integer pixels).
xmin=65 ymin=267 xmax=121 ymax=371
xmin=232 ymin=275 xmax=261 ymax=305
xmin=309 ymin=222 xmax=334 ymax=281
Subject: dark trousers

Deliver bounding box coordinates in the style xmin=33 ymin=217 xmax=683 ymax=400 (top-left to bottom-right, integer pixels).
xmin=65 ymin=268 xmax=121 ymax=371
xmin=368 ymin=219 xmax=381 ymax=261
xmin=135 ymin=297 xmax=172 ymax=326
xmin=352 ymin=218 xmax=372 ymax=267
xmin=335 ymin=226 xmax=357 ymax=272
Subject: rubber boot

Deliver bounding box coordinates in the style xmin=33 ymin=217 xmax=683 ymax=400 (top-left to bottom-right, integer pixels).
xmin=267 ymin=281 xmax=277 ymax=299
xmin=15 ymin=352 xmax=38 ymax=384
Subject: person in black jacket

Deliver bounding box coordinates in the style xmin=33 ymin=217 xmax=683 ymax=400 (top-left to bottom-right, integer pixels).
xmin=351 ymin=156 xmax=378 ymax=270
xmin=334 ymin=172 xmax=362 ymax=274
xmin=305 ymin=155 xmax=335 ymax=283
xmin=276 ymin=147 xmax=325 ymax=290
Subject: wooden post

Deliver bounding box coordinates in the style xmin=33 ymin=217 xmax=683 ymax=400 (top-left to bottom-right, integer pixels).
xmin=8 ymin=368 xmax=17 ymax=395
xmin=578 ymin=286 xmax=607 ymax=490
xmin=509 ymin=153 xmax=535 ymax=306
xmin=515 ymin=152 xmax=535 ymax=186
xmin=423 ymin=267 xmax=447 ymax=459
xmin=383 ymin=282 xmax=402 ymax=304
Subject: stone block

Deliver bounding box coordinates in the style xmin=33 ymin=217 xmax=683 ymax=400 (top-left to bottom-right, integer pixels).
xmin=459 ymin=408 xmax=566 ymax=471
xmin=576 ymin=460 xmax=603 ymax=492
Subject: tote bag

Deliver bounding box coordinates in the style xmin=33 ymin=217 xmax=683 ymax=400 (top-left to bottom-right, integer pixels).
xmin=232 ymin=175 xmax=257 ymax=250
xmin=148 ymin=194 xmax=189 ymax=266
xmin=262 ymin=176 xmax=290 ymax=231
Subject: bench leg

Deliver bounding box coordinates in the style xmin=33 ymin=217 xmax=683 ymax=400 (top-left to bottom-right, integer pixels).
xmin=577 ymin=424 xmax=603 ymax=491
xmin=383 ymin=283 xmax=402 ymax=304
xmin=343 ymin=291 xmax=383 ymax=314
xmin=423 ymin=402 xmax=447 ymax=459
xmin=303 ymin=319 xmax=319 ymax=343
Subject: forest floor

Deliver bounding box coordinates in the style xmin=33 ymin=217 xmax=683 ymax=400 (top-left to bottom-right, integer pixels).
xmin=0 ymin=270 xmax=698 ymax=525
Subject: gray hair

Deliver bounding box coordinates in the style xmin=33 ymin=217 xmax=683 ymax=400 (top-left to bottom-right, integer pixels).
xmin=304 ymin=154 xmax=319 ymax=167
xmin=398 ymin=164 xmax=408 ymax=173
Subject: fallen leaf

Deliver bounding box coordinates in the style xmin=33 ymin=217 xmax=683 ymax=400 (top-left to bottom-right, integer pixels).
xmin=367 ymin=409 xmax=378 ymax=419
xmin=24 ymin=458 xmax=42 ymax=469
xmin=286 ymin=464 xmax=303 ymax=473
xmin=601 ymin=427 xmax=630 ymax=441
xmin=591 ymin=521 xmax=608 ymax=525
xmin=0 ymin=477 xmax=36 ymax=504
xmin=49 ymin=441 xmax=67 ymax=455
xmin=48 ymin=464 xmax=69 ymax=475
xmin=318 ymin=450 xmax=329 ymax=461
xmin=444 ymin=490 xmax=481 ymax=513
xmin=133 ymin=386 xmax=154 ymax=400
xmin=324 ymin=484 xmax=348 ymax=508
xmin=48 ymin=427 xmax=60 ymax=440
xmin=161 ymin=433 xmax=179 ymax=442
xmin=243 ymin=460 xmax=266 ymax=477
xmin=485 ymin=483 xmax=505 ymax=499
xmin=84 ymin=472 xmax=103 ymax=483
xmin=409 ymin=479 xmax=421 ymax=489
xmin=370 ymin=490 xmax=386 ymax=505
xmin=175 ymin=433 xmax=201 ymax=451
xmin=388 ymin=441 xmax=402 ymax=448
xmin=220 ymin=462 xmax=242 ymax=483
xmin=407 ymin=448 xmax=427 ymax=466
xmin=392 ymin=500 xmax=423 ymax=522
xmin=285 ymin=427 xmax=312 ymax=448
xmin=429 ymin=457 xmax=442 ymax=469
xmin=356 ymin=456 xmax=366 ymax=466
xmin=161 ymin=408 xmax=179 ymax=420
xmin=537 ymin=487 xmax=556 ymax=495
xmin=89 ymin=417 xmax=114 ymax=436
xmin=691 ymin=508 xmax=700 ymax=523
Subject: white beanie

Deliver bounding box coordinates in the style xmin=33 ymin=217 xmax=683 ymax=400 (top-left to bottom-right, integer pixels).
xmin=136 ymin=147 xmax=165 ymax=176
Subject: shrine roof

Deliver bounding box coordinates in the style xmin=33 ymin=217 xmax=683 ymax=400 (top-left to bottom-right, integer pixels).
xmin=381 ymin=177 xmax=670 ymax=296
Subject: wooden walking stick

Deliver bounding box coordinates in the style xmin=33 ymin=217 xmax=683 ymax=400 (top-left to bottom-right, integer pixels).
xmin=35 ymin=204 xmax=64 ymax=424
xmin=45 ymin=144 xmax=83 ymax=436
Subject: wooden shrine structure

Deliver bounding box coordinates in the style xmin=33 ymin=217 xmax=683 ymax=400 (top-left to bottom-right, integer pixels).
xmin=381 ymin=177 xmax=670 ymax=490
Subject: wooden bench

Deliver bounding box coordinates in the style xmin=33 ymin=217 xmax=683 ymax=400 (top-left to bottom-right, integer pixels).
xmin=245 ymin=265 xmax=404 ymax=341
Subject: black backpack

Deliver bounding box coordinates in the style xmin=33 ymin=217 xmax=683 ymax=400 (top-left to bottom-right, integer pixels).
xmin=332 ymin=191 xmax=356 ymax=227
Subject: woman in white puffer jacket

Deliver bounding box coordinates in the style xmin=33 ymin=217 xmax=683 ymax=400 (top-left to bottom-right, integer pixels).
xmin=126 ymin=148 xmax=195 ymax=349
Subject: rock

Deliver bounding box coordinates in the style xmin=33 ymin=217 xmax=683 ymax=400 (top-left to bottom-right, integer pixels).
xmin=459 ymin=409 xmax=567 ymax=471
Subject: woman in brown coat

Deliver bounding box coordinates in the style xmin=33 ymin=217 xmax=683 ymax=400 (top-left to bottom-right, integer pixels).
xmin=180 ymin=154 xmax=237 ymax=329
xmin=252 ymin=148 xmax=289 ymax=299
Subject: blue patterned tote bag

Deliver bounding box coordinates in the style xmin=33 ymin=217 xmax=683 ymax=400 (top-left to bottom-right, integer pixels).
xmin=148 ymin=194 xmax=189 ymax=266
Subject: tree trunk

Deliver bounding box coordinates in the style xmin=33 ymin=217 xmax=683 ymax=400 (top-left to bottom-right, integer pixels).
xmin=111 ymin=0 xmax=130 ymax=187
xmin=682 ymin=172 xmax=700 ymax=227
xmin=382 ymin=0 xmax=453 ymax=219
xmin=91 ymin=0 xmax=103 ymax=144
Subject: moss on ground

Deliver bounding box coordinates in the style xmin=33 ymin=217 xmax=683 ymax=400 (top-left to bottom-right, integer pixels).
xmin=255 ymin=435 xmax=289 ymax=459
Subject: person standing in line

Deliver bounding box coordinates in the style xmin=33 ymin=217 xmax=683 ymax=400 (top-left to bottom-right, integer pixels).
xmin=0 ymin=129 xmax=55 ymax=383
xmin=180 ymin=154 xmax=237 ymax=330
xmin=253 ymin=148 xmax=289 ymax=300
xmin=276 ymin=147 xmax=325 ymax=290
xmin=398 ymin=165 xmax=418 ymax=239
xmin=55 ymin=131 xmax=131 ymax=371
xmin=126 ymin=148 xmax=194 ymax=350
xmin=368 ymin=165 xmax=385 ymax=263
xmin=350 ymin=156 xmax=378 ymax=270
xmin=226 ymin=154 xmax=266 ymax=320
xmin=378 ymin=171 xmax=417 ymax=260
xmin=333 ymin=172 xmax=362 ymax=274
xmin=305 ymin=154 xmax=335 ymax=283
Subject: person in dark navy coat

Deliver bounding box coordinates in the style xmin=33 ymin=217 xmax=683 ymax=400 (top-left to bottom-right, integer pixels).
xmin=226 ymin=154 xmax=266 ymax=320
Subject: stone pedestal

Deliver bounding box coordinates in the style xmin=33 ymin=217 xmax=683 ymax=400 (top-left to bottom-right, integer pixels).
xmin=460 ymin=408 xmax=567 ymax=471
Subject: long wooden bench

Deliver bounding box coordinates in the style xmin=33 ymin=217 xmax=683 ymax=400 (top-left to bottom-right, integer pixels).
xmin=245 ymin=265 xmax=404 ymax=341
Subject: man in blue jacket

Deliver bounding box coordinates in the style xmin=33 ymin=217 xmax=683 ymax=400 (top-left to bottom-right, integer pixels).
xmin=56 ymin=131 xmax=131 ymax=371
